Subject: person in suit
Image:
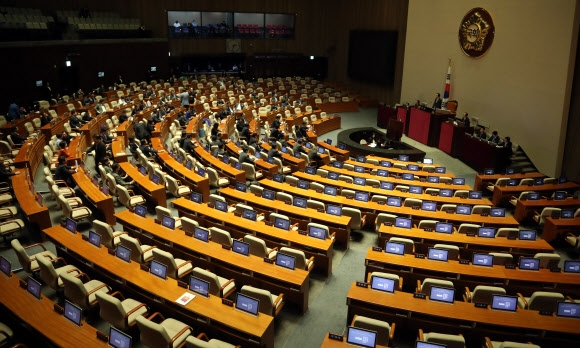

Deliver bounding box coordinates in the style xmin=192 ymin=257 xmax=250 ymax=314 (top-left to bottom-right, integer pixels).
xmin=503 ymin=137 xmax=513 ymax=156
xmin=9 ymin=127 xmax=26 ymax=145
xmin=180 ymin=90 xmax=190 ymax=107
xmin=432 ymin=93 xmax=442 ymax=109
xmin=82 ymin=111 xmax=95 ymax=123
xmin=85 ymin=134 xmax=106 ymax=168
xmin=111 ymin=163 xmax=135 ymax=190
xmin=0 ymin=162 xmax=18 ymax=185
xmin=134 ymin=121 xmax=150 ymax=142
xmin=488 ymin=130 xmax=500 ymax=144
xmin=139 ymin=139 xmax=158 ymax=159
xmin=69 ymin=111 xmax=83 ymax=129
xmin=460 ymin=112 xmax=470 ymax=127
xmin=476 ymin=126 xmax=487 ymax=140
xmin=272 ymin=115 xmax=282 ymax=131
xmin=7 ymin=100 xmax=22 ymax=122
xmin=239 ymin=145 xmax=254 ymax=164
xmin=308 ymin=145 xmax=323 ymax=169
xmin=183 ymin=133 xmax=197 ymax=155
xmin=54 ymin=156 xmax=76 ymax=188
xmin=39 ymin=110 xmax=51 ymax=126
xmin=267 ymin=143 xmax=282 ymax=158
xmin=95 ymin=99 xmax=107 ymax=115
xmin=293 ymin=139 xmax=307 ymax=155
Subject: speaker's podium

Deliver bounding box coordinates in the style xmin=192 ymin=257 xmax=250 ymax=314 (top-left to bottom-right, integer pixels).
xmin=407 ymin=107 xmax=452 ymax=147
xmin=387 ymin=118 xmax=403 ymax=142
xmin=438 ymin=119 xmax=473 ymax=157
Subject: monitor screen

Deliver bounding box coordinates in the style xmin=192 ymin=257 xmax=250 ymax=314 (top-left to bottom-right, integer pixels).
xmin=380 ymin=181 xmax=394 ymax=190
xmin=427 ymin=176 xmax=439 ymax=183
xmin=518 ymin=230 xmax=536 ymax=240
xmin=326 ymin=205 xmax=342 ymax=216
xmin=468 ymin=191 xmax=482 ymax=199
xmin=416 ymin=341 xmax=447 ymax=348
xmin=161 ymin=216 xmax=175 ymax=230
xmin=423 ymin=158 xmax=433 ymax=164
xmin=297 ymin=180 xmax=309 ymax=190
xmin=324 ymin=186 xmax=337 ymax=196
xmin=377 ymin=169 xmax=389 ymax=177
xmin=150 ymin=66 xmax=157 ymax=72
xmin=273 ymin=217 xmax=290 ymax=231
xmin=235 ymin=181 xmax=247 ymax=192
xmin=402 ymin=173 xmax=414 ymax=181
xmin=139 ymin=166 xmax=147 ymax=175
xmin=380 ymin=160 xmax=392 ymax=167
xmin=150 ymin=260 xmax=167 ymax=280
xmin=561 ymin=210 xmax=574 ymax=219
xmin=356 ymin=156 xmax=366 ymax=163
xmin=395 ymin=217 xmax=412 ymax=229
xmin=222 ymin=156 xmax=230 ymax=165
xmin=326 ymin=138 xmax=332 ymax=145
xmin=242 ymin=208 xmax=257 ymax=222
xmin=186 ymin=160 xmax=193 ymax=170
xmin=491 ymin=295 xmax=518 ymax=312
xmin=370 ymin=275 xmax=395 ymax=293
xmin=308 ymin=225 xmax=326 ymax=240
xmin=293 ymin=197 xmax=307 ymax=208
xmin=116 ymin=245 xmax=131 ymax=262
xmin=262 ymin=189 xmax=275 ymax=200
xmin=193 ymin=227 xmax=209 ymax=242
xmin=328 ymin=172 xmax=339 ymax=180
xmin=65 ymin=218 xmax=77 ymax=234
xmin=27 ymin=277 xmax=42 ymax=299
xmin=534 ymin=178 xmax=544 ymax=186
xmin=135 ymin=204 xmax=147 ymax=217
xmin=453 ymin=178 xmax=465 ymax=185
xmin=338 ymin=143 xmax=347 ymax=150
xmin=506 ymin=167 xmax=516 ymax=174
xmin=317 ymin=147 xmax=325 ymax=154
xmin=346 ymin=326 xmax=377 ymax=348
xmin=456 ymin=205 xmax=471 ymax=215
xmin=484 ymin=168 xmax=495 ymax=175
xmin=478 ymin=227 xmax=496 ymax=238
xmin=422 ymin=201 xmax=437 ymax=212
xmin=564 ymin=260 xmax=580 ymax=273
xmin=527 ymin=192 xmax=540 ymax=200
xmin=556 ymin=302 xmax=580 ymax=319
xmin=305 ymin=166 xmax=316 ymax=174
xmin=275 ymin=253 xmax=296 ymax=270
xmin=294 ymin=152 xmax=302 ymax=159
xmin=152 ymin=175 xmax=160 ymax=185
xmin=354 ymin=177 xmax=366 ymax=186
xmin=507 ymin=179 xmax=518 ymax=186
xmin=554 ymin=191 xmax=567 ymax=200
xmin=236 ymin=293 xmax=260 ymax=316
xmin=408 ymin=164 xmax=419 ymax=172
xmin=435 ymin=167 xmax=446 ymax=174
xmin=558 ymin=176 xmax=567 ymax=184
xmin=332 ymin=161 xmax=344 ymax=168
xmin=88 ymin=231 xmax=101 ymax=247
xmin=429 ymin=286 xmax=455 ymax=304
xmin=190 ymin=192 xmax=202 ymax=203
xmin=0 ymin=256 xmax=11 ymax=277
xmin=354 ymin=191 xmax=369 ymax=202
xmin=267 ymin=157 xmax=275 ymax=164
xmin=519 ymin=257 xmax=540 ymax=271
xmin=439 ymin=189 xmax=453 ymax=197
xmin=235 ymin=162 xmax=242 ymax=170
xmin=305 ymin=142 xmax=313 ymax=149
xmin=36 ymin=80 xmax=43 ymax=87
xmin=197 ymin=168 xmax=206 ymax=177
xmin=232 ymin=240 xmax=250 ymax=256
xmin=281 ymin=146 xmax=287 ymax=153
xmin=214 ymin=200 xmax=228 ymax=212
xmin=427 ymin=248 xmax=448 ymax=262
xmin=109 ymin=326 xmax=132 ymax=348
xmin=472 ymin=253 xmax=494 ymax=267
xmin=398 ymin=155 xmax=409 ymax=162
xmin=189 ymin=276 xmax=210 ymax=297
xmin=101 ymin=184 xmax=110 ymax=195
xmin=63 ymin=300 xmax=82 ymax=326
xmin=387 ymin=197 xmax=401 ymax=207
xmin=409 ymin=185 xmax=422 ymax=194
xmin=354 ymin=165 xmax=365 ymax=173
xmin=435 ymin=222 xmax=453 ymax=234
xmin=490 ymin=208 xmax=505 ymax=217
xmin=272 ymin=174 xmax=283 ymax=183
xmin=385 ymin=241 xmax=405 ymax=255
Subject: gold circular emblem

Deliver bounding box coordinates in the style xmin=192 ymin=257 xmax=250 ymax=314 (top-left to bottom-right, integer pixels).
xmin=459 ymin=8 xmax=495 ymax=58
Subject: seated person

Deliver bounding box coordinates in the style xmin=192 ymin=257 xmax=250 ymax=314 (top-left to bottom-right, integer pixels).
xmin=308 ymin=145 xmax=323 ymax=169
xmin=58 ymin=141 xmax=72 ymax=159
xmin=9 ymin=126 xmax=26 ymax=146
xmin=69 ymin=111 xmax=83 ymax=129
xmin=476 ymin=126 xmax=487 ymax=139
xmin=239 ymin=145 xmax=254 ymax=164
xmin=183 ymin=133 xmax=197 ymax=155
xmin=268 ymin=143 xmax=282 ymax=158
xmin=128 ymin=136 xmax=139 ymax=155
xmin=101 ymin=156 xmax=113 ymax=174
xmin=293 ymin=139 xmax=307 ymax=154
xmin=139 ymin=139 xmax=158 ymax=159
xmin=111 ymin=163 xmax=135 ymax=190
xmin=54 ymin=156 xmax=76 ymax=188
xmin=95 ymin=100 xmax=107 ymax=115
xmin=460 ymin=112 xmax=470 ymax=127
xmin=488 ymin=130 xmax=500 ymax=144
xmin=82 ymin=111 xmax=94 ymax=123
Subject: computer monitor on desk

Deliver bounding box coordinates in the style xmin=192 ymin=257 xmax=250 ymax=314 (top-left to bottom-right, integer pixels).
xmin=189 ymin=276 xmax=210 ymax=297
xmin=385 ymin=242 xmax=405 ymax=255
xmin=429 ymin=286 xmax=455 ymax=304
xmin=491 ymin=295 xmax=518 ymax=312
xmin=557 ymin=302 xmax=580 ymax=319
xmin=435 ymin=222 xmax=453 ymax=234
xmin=346 ymin=326 xmax=377 ymax=348
xmin=519 ymin=257 xmax=540 ymax=271
xmin=370 ymin=275 xmax=396 ymax=293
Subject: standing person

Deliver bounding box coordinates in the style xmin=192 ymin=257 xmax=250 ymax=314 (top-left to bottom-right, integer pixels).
xmin=180 ymin=89 xmax=189 ymax=108
xmin=85 ymin=134 xmax=106 ymax=169
xmin=460 ymin=112 xmax=470 ymax=127
xmin=432 ymin=93 xmax=442 ymax=109
xmin=7 ymin=100 xmax=22 ymax=122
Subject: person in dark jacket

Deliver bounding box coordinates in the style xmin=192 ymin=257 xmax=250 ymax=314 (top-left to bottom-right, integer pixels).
xmin=85 ymin=134 xmax=106 ymax=168
xmin=54 ymin=156 xmax=76 ymax=188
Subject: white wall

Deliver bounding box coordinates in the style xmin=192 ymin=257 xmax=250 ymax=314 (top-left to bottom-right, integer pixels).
xmin=401 ymin=0 xmax=579 ymax=176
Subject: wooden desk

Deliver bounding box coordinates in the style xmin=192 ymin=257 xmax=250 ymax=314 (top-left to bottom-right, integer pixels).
xmin=460 ymin=135 xmax=510 ymax=173
xmin=12 ymin=172 xmax=51 ymax=232
xmin=364 ymin=248 xmax=580 ymax=298
xmin=474 ymin=172 xmax=544 ymax=191
xmin=73 ymin=169 xmax=116 ymax=225
xmin=317 ymin=141 xmax=350 ymax=162
xmin=259 ymin=142 xmax=306 ymax=172
xmin=319 ymin=100 xmax=358 ymax=113
xmin=364 ymin=155 xmax=440 ymax=169
xmin=111 ymin=138 xmax=128 ymax=163
xmin=542 ymin=217 xmax=580 ymax=242
xmin=13 ymin=134 xmax=45 ymax=180
xmin=225 ymin=142 xmax=277 ymax=176
xmin=492 ymin=182 xmax=580 ymax=206
xmin=320 ymin=335 xmax=389 ymax=348
xmin=43 ymin=226 xmax=274 ymax=348
xmin=119 ymin=162 xmax=167 ymax=208
xmin=40 ymin=114 xmax=71 ymax=139
xmin=310 ymin=115 xmax=341 ymax=137
xmin=0 ymin=270 xmax=106 ymax=347
xmin=438 ymin=120 xmax=472 ymax=157
xmin=342 ymin=158 xmax=453 ymax=179
xmin=171 ymin=198 xmax=333 ymax=282
xmin=513 ymin=197 xmax=580 ymax=222
xmin=114 ymin=209 xmax=310 ymax=314
xmin=346 ymin=283 xmax=580 ymax=347
xmin=194 ymin=147 xmax=246 ymax=184
xmin=377 ymin=224 xmax=554 ymax=258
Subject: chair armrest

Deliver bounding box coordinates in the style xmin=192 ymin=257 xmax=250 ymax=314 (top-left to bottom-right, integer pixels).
xmin=532 ymin=211 xmax=541 ymax=221
xmin=463 ymin=287 xmax=472 ymax=302
xmin=416 ymin=280 xmax=422 ymax=293
xmin=109 ymin=290 xmax=125 ymax=300
xmin=127 ymin=189 xmax=136 ymax=195
xmin=306 ymin=256 xmax=315 ymax=269
xmin=517 ymin=293 xmax=527 ymax=308
xmin=141 ymin=245 xmax=157 ymax=253
xmin=54 ymin=180 xmax=69 ymax=187
xmin=418 ymin=329 xmax=424 ymax=341
xmin=220 ymin=278 xmax=236 ymax=296
xmin=361 ymin=214 xmax=367 ymax=228
xmin=86 ymin=283 xmax=111 ymax=297
xmin=0 ymin=330 xmax=10 ymax=340
xmin=350 ymin=314 xmax=358 ymax=326
xmin=566 ymin=296 xmax=576 ymax=303
xmin=176 ymin=261 xmax=193 ymax=278
xmin=169 ymin=326 xmax=192 ymax=346
xmin=50 ymin=257 xmax=67 ymax=265
xmin=389 ymin=322 xmax=396 ymax=342
xmin=330 ymin=232 xmax=336 ymax=240
xmin=24 ymin=242 xmax=48 ymax=251
xmin=74 ymin=272 xmax=91 ymax=282
xmin=146 ymin=311 xmax=165 ymax=323
xmin=484 ymin=337 xmax=493 ymax=348
xmin=125 ymin=303 xmax=149 ymax=325
xmin=196 ymin=333 xmax=210 ymax=341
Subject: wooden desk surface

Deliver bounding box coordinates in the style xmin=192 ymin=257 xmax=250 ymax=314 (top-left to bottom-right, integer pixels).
xmin=493 ymin=182 xmax=580 ymax=206
xmin=0 ymin=271 xmax=106 ymax=347
xmin=11 ymin=172 xmax=52 ymax=231
xmin=474 ymin=172 xmax=544 ymax=191
xmin=225 ymin=142 xmax=278 ymax=176
xmin=259 ymin=142 xmax=307 ymax=172
xmin=320 ymin=335 xmax=389 ymax=348
xmin=542 ymin=217 xmax=580 ymax=242
xmin=344 ymin=159 xmax=454 ymax=179
xmin=317 ymin=141 xmax=350 ymax=162
xmin=194 ymin=146 xmax=246 ymax=184
xmin=73 ymin=169 xmax=116 ymax=225
xmin=292 ymin=171 xmax=493 ymax=207
xmin=514 ymin=197 xmax=580 ymax=222
xmin=111 ymin=137 xmax=128 ymax=163
xmin=119 ymin=162 xmax=167 ymax=208
xmin=43 ymin=225 xmax=274 ymax=348
xmin=259 ymin=180 xmax=519 ymax=228
xmin=14 ymin=134 xmax=46 ymax=179
xmin=365 ymin=155 xmax=440 ymax=169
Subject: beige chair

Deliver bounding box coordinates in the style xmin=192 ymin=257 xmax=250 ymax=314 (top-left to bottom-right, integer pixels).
xmin=136 ymin=313 xmax=192 ymax=348
xmin=11 ymin=239 xmax=56 ymax=273
xmin=509 ymin=191 xmax=531 ymax=206
xmin=367 ymin=271 xmax=403 ymax=291
xmin=276 ymin=192 xmax=293 ymax=204
xmin=234 ymin=203 xmax=264 ymax=221
xmin=279 ymin=247 xmax=314 ymax=271
xmin=0 ymin=322 xmax=14 ymax=346
xmin=440 ymin=204 xmax=457 ymax=213
xmin=418 ymin=329 xmax=465 ymax=348
xmin=438 ymin=177 xmax=453 ymax=185
xmin=0 ymin=217 xmax=24 ymax=244
xmin=119 ymin=234 xmax=156 ymax=264
xmin=487 ymin=178 xmax=509 ymax=191
xmin=60 ymin=271 xmax=112 ymax=310
xmin=241 ymin=285 xmax=285 ymax=317
xmin=185 ymin=333 xmax=240 ymax=348
xmin=152 ymin=249 xmax=193 ymax=280
xmin=533 ymin=207 xmax=561 ymax=225
xmin=191 ymin=267 xmax=236 ymax=298
xmin=394 ymin=185 xmax=409 ymax=192
xmin=351 ymin=315 xmax=395 ymax=347
xmin=306 ymin=199 xmax=325 ymax=211
xmin=310 ymin=182 xmax=325 ymax=192
xmin=457 ymin=223 xmax=481 ymax=234
xmin=403 ymin=198 xmax=422 ymax=208
xmin=433 ymin=244 xmax=460 ymax=260
xmin=209 ymin=227 xmax=233 ymax=246
xmin=242 ymin=163 xmax=264 ymax=182
xmin=340 ymin=189 xmax=356 ymax=198
xmin=95 ymin=291 xmax=149 ymax=331
xmin=342 ymin=207 xmax=367 ymax=231
xmin=375 ymin=213 xmax=397 ymax=233
xmin=117 ymin=185 xmax=146 ymax=210
xmin=249 ymin=184 xmax=263 ymax=195
xmin=180 ymin=217 xmax=199 ymax=234
xmin=155 ymin=206 xmax=182 ymax=229
xmin=93 ymin=219 xmax=127 ymax=249
xmin=533 ymin=253 xmax=560 ymax=269
xmin=489 ymin=252 xmax=513 ymax=266
xmin=58 ymin=194 xmax=92 ymax=222
xmin=207 ymin=167 xmax=230 ymax=188
xmin=463 ymin=285 xmax=506 ymax=304
xmin=517 ymin=291 xmax=565 ymax=312
xmin=416 ymin=278 xmax=454 ymax=295
xmin=273 ymin=157 xmax=292 ymax=174
xmin=284 ymin=175 xmax=298 ymax=185
xmin=495 ymin=228 xmax=519 ymax=239
xmin=166 ymin=176 xmax=191 ymax=198
xmin=417 ymin=220 xmax=438 ymax=230
xmin=543 ymin=177 xmax=557 ymax=185
xmin=37 ymin=254 xmax=80 ymax=290
xmin=338 ymin=174 xmax=353 ymax=184
xmin=243 ymin=235 xmax=278 ymax=259
xmin=388 ymin=237 xmax=415 ymax=254
xmin=484 ymin=337 xmax=540 ymax=348
xmin=472 ymin=205 xmax=492 ymax=215
xmin=371 ymin=195 xmax=389 ymax=204
xmin=307 ymin=222 xmax=335 ymax=240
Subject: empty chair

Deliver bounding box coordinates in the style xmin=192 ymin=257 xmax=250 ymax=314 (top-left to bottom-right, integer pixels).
xmin=438 ymin=177 xmax=453 ymax=184
xmin=371 ymin=195 xmax=389 ymax=204
xmin=342 ymin=207 xmax=367 ymax=231
xmin=60 ymin=271 xmax=112 ymax=310
xmin=306 ymin=199 xmax=325 ymax=211
xmin=440 ymin=204 xmax=457 ymax=213
xmin=279 ymin=247 xmax=314 ymax=271
xmin=457 ymin=223 xmax=481 ymax=234
xmin=234 ymin=203 xmax=264 ymax=221
xmin=93 ymin=219 xmax=127 ymax=249
xmin=180 ymin=217 xmax=199 ymax=234
xmin=393 ymin=163 xmax=406 ymax=170
xmin=417 ymin=220 xmax=438 ymax=230
xmin=185 ymin=333 xmax=239 ymax=348
xmin=422 ymin=165 xmax=436 ymax=173
xmin=509 ymin=191 xmax=531 ymax=206
xmin=59 ymin=195 xmax=92 ymax=222
xmin=403 ymin=198 xmax=422 ymax=208
xmin=472 ymin=205 xmax=492 ymax=214
xmin=310 ymin=182 xmax=325 ymax=191
xmin=95 ymin=291 xmax=149 ymax=331
xmin=207 ymin=167 xmax=230 ymax=188
xmin=484 ymin=337 xmax=540 ymax=348
xmin=340 ymin=189 xmax=356 ymax=198
xmin=395 ymin=185 xmax=409 ymax=192
xmin=367 ymin=271 xmax=402 ymax=291
xmin=307 ymin=222 xmax=335 ymax=240
xmin=191 ymin=267 xmax=236 ymax=298
xmin=209 ymin=227 xmax=233 ymax=246
xmin=495 ymin=228 xmax=519 ymax=239
xmin=37 ymin=254 xmax=80 ymax=290
xmin=463 ymin=285 xmax=506 ymax=304
xmin=533 ymin=253 xmax=560 ymax=269
xmin=152 ymin=249 xmax=193 ymax=280
xmin=517 ymin=291 xmax=565 ymax=312
xmin=418 ymin=329 xmax=465 ymax=348
xmin=489 ymin=252 xmax=513 ymax=265
xmin=11 ymin=239 xmax=56 ymax=273
xmin=533 ymin=207 xmax=561 ymax=225
xmin=117 ymin=185 xmax=146 ymax=210
xmin=351 ymin=315 xmax=395 ymax=347
xmin=519 ymin=178 xmax=534 ymax=186
xmin=241 ymin=285 xmax=284 ymax=317
xmin=453 ymin=190 xmax=469 ymax=198
xmin=209 ymin=193 xmax=227 ymax=207
xmin=487 ymin=178 xmax=509 ymax=191
xmin=543 ymin=177 xmax=557 ymax=185
xmin=433 ymin=244 xmax=460 ymax=260
xmin=388 ymin=237 xmax=415 ymax=254
xmin=119 ymin=234 xmax=156 ymax=264
xmin=244 ymin=235 xmax=278 ymax=259
xmin=242 ymin=163 xmax=264 ymax=182
xmin=338 ymin=174 xmax=353 ymax=184
xmin=0 ymin=216 xmax=23 ymax=243
xmin=0 ymin=322 xmax=14 ymax=346
xmin=366 ymin=179 xmax=380 ymax=187
xmin=155 ymin=206 xmax=182 ymax=229
xmin=285 ymin=175 xmax=299 ymax=185
xmin=166 ymin=176 xmax=191 ymax=198
xmin=274 ymin=157 xmax=292 ymax=174
xmin=276 ymin=192 xmax=293 ymax=204
xmin=135 ymin=314 xmax=192 ymax=348
xmin=249 ymin=184 xmax=263 ymax=195
xmin=374 ymin=213 xmax=397 ymax=233
xmin=416 ymin=278 xmax=454 ymax=295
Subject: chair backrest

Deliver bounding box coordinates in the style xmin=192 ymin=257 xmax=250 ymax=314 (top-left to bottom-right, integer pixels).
xmin=279 ymin=247 xmax=309 ymax=270
xmin=116 ymin=185 xmax=131 ymax=209
xmin=152 ymin=248 xmax=179 ymax=279
xmin=538 ymin=207 xmax=561 ymax=224
xmin=155 ymin=206 xmax=175 ymax=222
xmin=403 ymin=198 xmax=422 ymax=208
xmin=495 ymin=228 xmax=519 ymax=238
xmin=249 ymin=184 xmax=263 ymax=195
xmin=453 ymin=190 xmax=469 ymax=198
xmin=352 ymin=315 xmax=392 ymax=346
xmin=368 ymin=271 xmax=401 ymax=290
xmin=375 ymin=213 xmax=397 ymax=233
xmin=472 ymin=205 xmax=491 ymax=214
xmin=95 ymin=291 xmax=130 ymax=330
xmin=209 ymin=194 xmax=225 ymax=206
xmin=242 ymin=162 xmax=258 ymax=180
xmin=533 ymin=253 xmax=560 ymax=269
xmin=527 ymin=291 xmax=565 ymax=311
xmin=11 ymin=239 xmax=33 ymax=273
xmin=307 ymin=223 xmax=330 ymax=239
xmin=105 ymin=173 xmax=118 ymax=196
xmin=240 ymin=285 xmax=276 ymax=316
xmin=417 ymin=220 xmax=438 ymax=229
xmin=243 ymin=235 xmax=270 ymax=258
xmin=457 ymin=223 xmax=481 ymax=234
xmin=489 ymin=252 xmax=513 ymax=265
xmin=191 ymin=267 xmax=222 ymax=297
xmin=135 ymin=315 xmax=172 ymax=347
xmin=60 ymin=272 xmax=90 ymax=309
xmin=470 ymin=285 xmax=506 ymax=304
xmin=433 ymin=244 xmax=460 ymax=260
xmin=422 ymin=332 xmax=465 ymax=348
xmin=306 ymin=199 xmax=325 ymax=211
xmin=37 ymin=254 xmax=59 ymax=289
xmin=342 ymin=207 xmax=362 ymax=229
xmin=420 ymin=278 xmax=454 ymax=295
xmin=209 ymin=227 xmax=232 ymax=246
xmin=440 ymin=204 xmax=457 ymax=212
xmin=276 ymin=192 xmax=293 ymax=204
xmin=119 ymin=234 xmax=146 ymax=263
xmin=93 ymin=219 xmax=116 ymax=249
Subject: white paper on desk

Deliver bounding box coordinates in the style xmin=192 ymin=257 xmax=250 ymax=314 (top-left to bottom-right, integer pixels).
xmin=176 ymin=292 xmax=195 ymax=305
